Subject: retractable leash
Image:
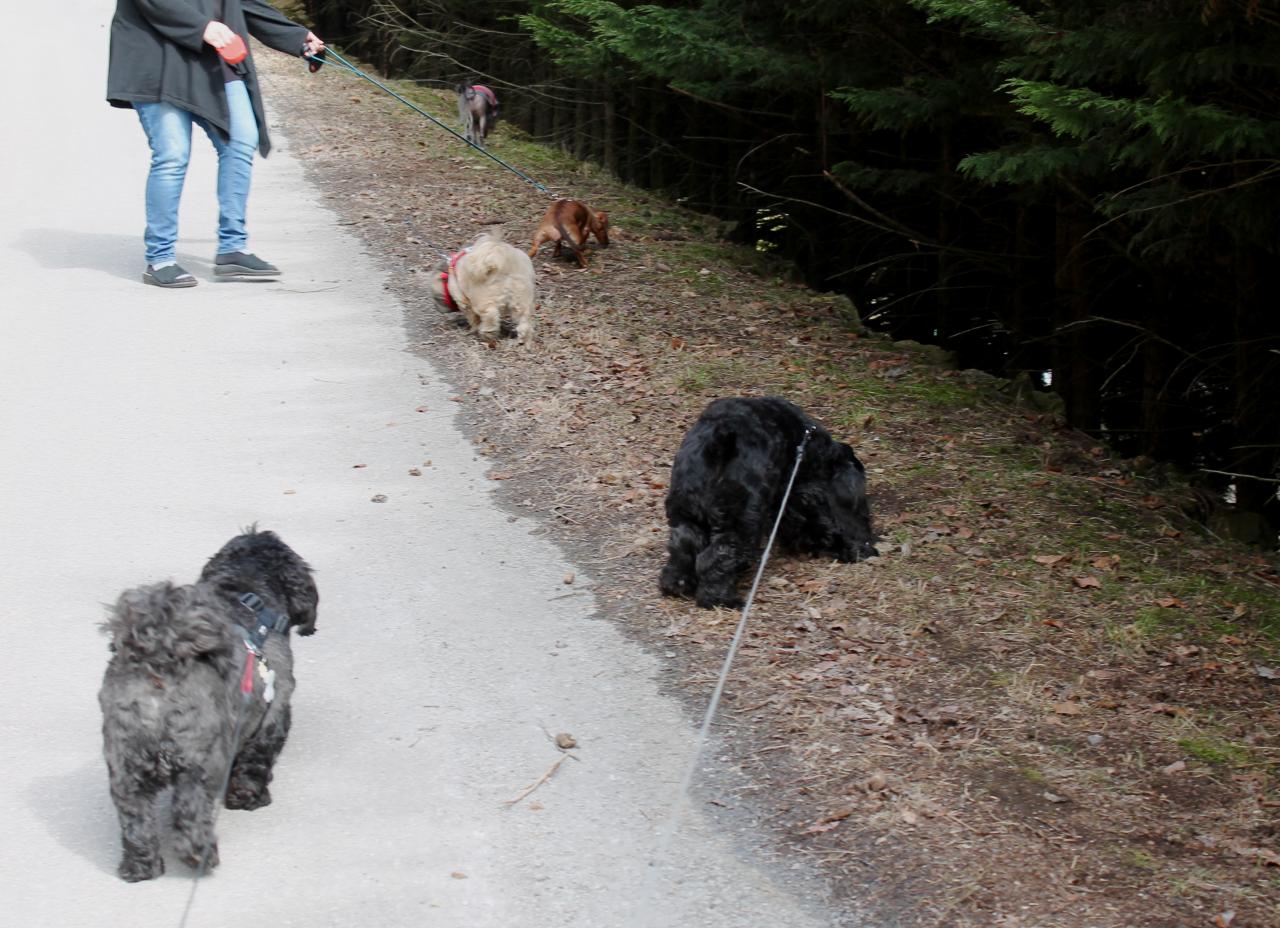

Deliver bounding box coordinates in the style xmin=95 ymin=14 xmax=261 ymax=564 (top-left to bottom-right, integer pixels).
xmin=306 ymin=48 xmax=552 ymax=196
xmin=217 ymin=34 xmax=248 ymax=66
xmin=175 ymin=653 xmax=255 ymax=928
xmin=176 ymin=594 xmax=286 ymax=928
xmin=634 ymin=427 xmax=815 ymax=928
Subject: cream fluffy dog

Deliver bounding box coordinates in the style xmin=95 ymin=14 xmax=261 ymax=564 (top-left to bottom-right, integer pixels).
xmin=430 ymin=233 xmax=536 ymax=347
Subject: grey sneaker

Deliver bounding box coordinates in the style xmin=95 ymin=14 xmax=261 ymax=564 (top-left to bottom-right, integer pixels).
xmin=214 ymin=252 xmax=280 ymax=277
xmin=143 ymin=264 xmax=198 ymax=288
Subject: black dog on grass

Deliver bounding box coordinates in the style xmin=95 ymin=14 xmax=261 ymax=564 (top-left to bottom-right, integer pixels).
xmin=98 ymin=529 xmax=317 ymax=882
xmin=660 ymin=396 xmax=878 ymax=609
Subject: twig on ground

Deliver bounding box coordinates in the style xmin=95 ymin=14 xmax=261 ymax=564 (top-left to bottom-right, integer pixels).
xmin=502 ymin=755 xmax=568 ymax=807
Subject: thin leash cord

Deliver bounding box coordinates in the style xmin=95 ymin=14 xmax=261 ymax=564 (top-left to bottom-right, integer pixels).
xmin=634 ymin=427 xmax=814 ymax=928
xmin=309 ymin=49 xmax=552 ymax=196
xmin=176 ymin=655 xmax=254 ymax=928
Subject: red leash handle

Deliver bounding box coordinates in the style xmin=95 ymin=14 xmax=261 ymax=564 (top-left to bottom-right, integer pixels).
xmin=218 ymin=34 xmax=248 ymax=65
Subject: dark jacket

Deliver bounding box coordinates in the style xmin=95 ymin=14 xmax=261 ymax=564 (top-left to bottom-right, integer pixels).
xmin=107 ymin=0 xmax=309 ymax=156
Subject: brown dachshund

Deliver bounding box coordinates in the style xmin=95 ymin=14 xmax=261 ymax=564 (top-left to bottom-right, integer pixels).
xmin=528 ymin=199 xmax=609 ymax=268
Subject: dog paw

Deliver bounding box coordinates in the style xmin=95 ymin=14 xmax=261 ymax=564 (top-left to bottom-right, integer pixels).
xmin=659 ymin=564 xmax=698 ymax=599
xmin=225 ymin=786 xmax=272 ymax=811
xmin=180 ymin=844 xmax=219 ymax=872
xmin=118 ymin=855 xmax=165 ymax=882
xmin=837 ymin=542 xmax=879 ymax=563
xmin=695 ymin=593 xmax=745 ymax=610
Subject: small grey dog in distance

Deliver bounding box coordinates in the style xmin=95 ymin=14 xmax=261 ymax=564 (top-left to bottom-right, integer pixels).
xmin=98 ymin=529 xmax=318 ymax=882
xmin=457 ymin=81 xmax=499 ymax=148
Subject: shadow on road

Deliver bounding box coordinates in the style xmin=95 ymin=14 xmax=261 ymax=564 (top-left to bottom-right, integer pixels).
xmin=14 ymin=228 xmax=211 ymax=284
xmin=26 ymin=761 xmax=122 ymax=878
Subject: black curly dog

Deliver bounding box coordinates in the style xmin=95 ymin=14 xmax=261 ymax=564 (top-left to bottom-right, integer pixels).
xmin=660 ymin=397 xmax=878 ymax=609
xmin=98 ymin=529 xmax=317 ymax=882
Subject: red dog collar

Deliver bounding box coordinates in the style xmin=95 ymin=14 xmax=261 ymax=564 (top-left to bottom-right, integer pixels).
xmin=439 ymin=250 xmax=466 ymax=311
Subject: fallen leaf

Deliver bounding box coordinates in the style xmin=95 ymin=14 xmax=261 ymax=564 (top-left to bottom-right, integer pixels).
xmin=1162 ymin=760 xmax=1187 ymax=775
xmin=1215 ymin=911 xmax=1236 ymax=928
xmin=489 ymin=472 xmax=513 ymax=481
xmin=1155 ymin=596 xmax=1186 ymax=608
xmin=1033 ymin=554 xmax=1068 ymax=567
xmin=803 ymin=821 xmax=841 ymax=835
xmin=555 ymin=732 xmax=577 ymax=750
xmin=900 ymin=808 xmax=918 ymax=825
xmin=408 ymin=468 xmax=422 ymax=476
xmin=450 ymin=871 xmax=467 ymax=880
xmin=371 ymin=494 xmax=388 ymax=503
xmin=1053 ymin=702 xmax=1083 ymax=716
xmin=1073 ymin=575 xmax=1101 ymax=589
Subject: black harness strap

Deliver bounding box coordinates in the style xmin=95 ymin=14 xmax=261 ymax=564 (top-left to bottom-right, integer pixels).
xmin=237 ymin=592 xmax=289 ymax=653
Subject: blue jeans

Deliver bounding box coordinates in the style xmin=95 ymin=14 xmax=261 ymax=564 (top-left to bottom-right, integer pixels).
xmin=133 ymin=81 xmax=259 ymax=265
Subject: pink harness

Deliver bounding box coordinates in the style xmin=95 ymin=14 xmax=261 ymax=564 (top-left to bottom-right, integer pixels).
xmin=470 ymin=84 xmax=499 ymax=109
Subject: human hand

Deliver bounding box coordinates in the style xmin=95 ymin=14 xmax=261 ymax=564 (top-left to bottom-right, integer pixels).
xmin=302 ymin=32 xmax=325 ymax=57
xmin=203 ymin=21 xmax=236 ymax=48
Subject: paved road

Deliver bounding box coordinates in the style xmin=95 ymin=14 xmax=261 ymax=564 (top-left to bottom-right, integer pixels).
xmin=0 ymin=4 xmax=840 ymax=928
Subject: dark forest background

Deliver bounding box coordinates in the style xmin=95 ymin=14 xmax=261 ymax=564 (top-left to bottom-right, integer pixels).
xmin=301 ymin=0 xmax=1280 ymax=542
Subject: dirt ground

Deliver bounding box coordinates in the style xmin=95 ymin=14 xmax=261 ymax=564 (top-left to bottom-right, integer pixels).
xmin=259 ymin=49 xmax=1280 ymax=928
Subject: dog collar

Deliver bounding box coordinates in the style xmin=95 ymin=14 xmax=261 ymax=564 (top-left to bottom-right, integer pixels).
xmin=439 ymin=250 xmax=467 ymax=311
xmin=237 ymin=591 xmax=289 ymax=654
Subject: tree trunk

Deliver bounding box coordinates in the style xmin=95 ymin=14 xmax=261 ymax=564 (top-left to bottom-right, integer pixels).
xmin=602 ymin=95 xmax=618 ymax=177
xmin=1052 ymin=199 xmax=1100 ymax=431
xmin=1231 ymin=248 xmax=1280 ymax=532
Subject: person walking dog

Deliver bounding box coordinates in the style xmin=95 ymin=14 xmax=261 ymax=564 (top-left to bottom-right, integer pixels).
xmin=107 ymin=1 xmax=324 ymax=287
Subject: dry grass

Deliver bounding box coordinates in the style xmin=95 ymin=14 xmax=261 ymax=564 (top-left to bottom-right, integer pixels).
xmin=260 ymin=49 xmax=1280 ymax=928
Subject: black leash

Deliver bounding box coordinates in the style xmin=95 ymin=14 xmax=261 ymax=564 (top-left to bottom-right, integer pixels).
xmin=308 ymin=48 xmax=552 ymax=196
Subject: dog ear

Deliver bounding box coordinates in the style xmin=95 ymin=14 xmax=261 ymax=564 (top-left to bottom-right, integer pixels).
xmin=838 ymin=441 xmax=866 ymax=473
xmin=283 ymin=561 xmax=319 ymax=637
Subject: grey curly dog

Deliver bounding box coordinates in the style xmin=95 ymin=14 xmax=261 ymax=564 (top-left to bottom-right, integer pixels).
xmin=98 ymin=529 xmax=318 ymax=882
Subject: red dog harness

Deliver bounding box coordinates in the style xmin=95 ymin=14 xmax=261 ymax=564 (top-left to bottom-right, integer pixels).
xmin=470 ymin=84 xmax=499 ymax=108
xmin=438 ymin=250 xmax=467 ymax=311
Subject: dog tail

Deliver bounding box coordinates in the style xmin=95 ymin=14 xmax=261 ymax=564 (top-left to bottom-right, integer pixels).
xmin=104 ymin=582 xmax=236 ymax=672
xmin=470 ymin=243 xmax=506 ymax=280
